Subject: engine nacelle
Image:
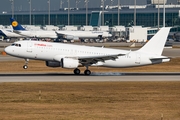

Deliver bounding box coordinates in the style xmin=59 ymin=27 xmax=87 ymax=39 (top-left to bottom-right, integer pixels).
xmin=64 ymin=35 xmax=79 ymax=40
xmin=61 ymin=58 xmax=79 ymax=69
xmin=46 ymin=61 xmax=62 ymax=67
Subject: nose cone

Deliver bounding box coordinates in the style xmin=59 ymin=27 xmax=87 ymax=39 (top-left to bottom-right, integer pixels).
xmin=4 ymin=46 xmax=11 ymax=55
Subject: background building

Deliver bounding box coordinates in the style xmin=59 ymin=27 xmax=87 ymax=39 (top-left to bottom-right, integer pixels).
xmin=0 ymin=0 xmax=179 ymax=27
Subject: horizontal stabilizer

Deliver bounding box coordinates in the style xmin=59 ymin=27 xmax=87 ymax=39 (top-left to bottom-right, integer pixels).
xmin=149 ymin=56 xmax=170 ymax=63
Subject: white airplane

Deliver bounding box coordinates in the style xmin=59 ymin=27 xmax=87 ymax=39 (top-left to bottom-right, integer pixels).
xmin=13 ymin=29 xmax=58 ymax=39
xmin=10 ymin=18 xmax=58 ymax=39
xmin=10 ymin=18 xmax=112 ymax=41
xmin=4 ymin=27 xmax=171 ymax=75
xmin=55 ymin=30 xmax=112 ymax=41
xmin=0 ymin=29 xmax=25 ymax=39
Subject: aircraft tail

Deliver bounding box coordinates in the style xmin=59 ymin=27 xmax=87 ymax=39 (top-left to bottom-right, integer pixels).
xmin=10 ymin=18 xmax=26 ymax=31
xmin=137 ymin=27 xmax=171 ymax=55
xmin=0 ymin=30 xmax=7 ymax=38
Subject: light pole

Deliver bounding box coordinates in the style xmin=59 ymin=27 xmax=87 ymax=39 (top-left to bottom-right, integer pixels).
xmin=101 ymin=0 xmax=105 ymax=26
xmin=75 ymin=0 xmax=80 ymax=10
xmin=10 ymin=0 xmax=14 ymax=18
xmin=134 ymin=0 xmax=136 ymax=26
xmin=85 ymin=0 xmax=88 ymax=25
xmin=118 ymin=0 xmax=120 ymax=26
xmin=68 ymin=0 xmax=70 ymax=25
xmin=158 ymin=0 xmax=159 ymax=30
xmin=163 ymin=0 xmax=165 ymax=27
xmin=60 ymin=0 xmax=64 ymax=9
xmin=47 ymin=0 xmax=50 ymax=25
xmin=110 ymin=0 xmax=113 ymax=6
xmin=28 ymin=0 xmax=31 ymax=25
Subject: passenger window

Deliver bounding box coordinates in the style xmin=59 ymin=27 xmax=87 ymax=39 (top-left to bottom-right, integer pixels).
xmin=19 ymin=44 xmax=21 ymax=47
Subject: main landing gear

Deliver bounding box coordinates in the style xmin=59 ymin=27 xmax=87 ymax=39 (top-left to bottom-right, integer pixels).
xmin=73 ymin=67 xmax=91 ymax=75
xmin=23 ymin=59 xmax=29 ymax=69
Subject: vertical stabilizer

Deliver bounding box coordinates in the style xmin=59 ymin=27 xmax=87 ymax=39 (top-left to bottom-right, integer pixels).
xmin=138 ymin=27 xmax=171 ymax=55
xmin=10 ymin=18 xmax=26 ymax=31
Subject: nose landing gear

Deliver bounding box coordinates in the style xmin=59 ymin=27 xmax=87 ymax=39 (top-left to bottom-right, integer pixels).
xmin=23 ymin=59 xmax=29 ymax=69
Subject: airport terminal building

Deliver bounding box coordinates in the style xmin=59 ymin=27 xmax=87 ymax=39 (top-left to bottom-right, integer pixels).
xmin=0 ymin=2 xmax=180 ymax=28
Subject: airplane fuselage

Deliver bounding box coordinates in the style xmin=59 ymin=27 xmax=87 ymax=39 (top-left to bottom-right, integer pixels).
xmin=56 ymin=31 xmax=112 ymax=39
xmin=14 ymin=30 xmax=58 ymax=39
xmin=14 ymin=30 xmax=111 ymax=40
xmin=5 ymin=40 xmax=168 ymax=68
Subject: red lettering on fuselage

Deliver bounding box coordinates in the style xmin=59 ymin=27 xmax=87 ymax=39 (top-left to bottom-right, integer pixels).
xmin=34 ymin=43 xmax=52 ymax=47
xmin=34 ymin=43 xmax=46 ymax=46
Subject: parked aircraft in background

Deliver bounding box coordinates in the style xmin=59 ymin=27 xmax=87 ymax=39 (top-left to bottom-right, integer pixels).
xmin=0 ymin=29 xmax=24 ymax=39
xmin=4 ymin=27 xmax=171 ymax=75
xmin=10 ymin=18 xmax=58 ymax=39
xmin=10 ymin=18 xmax=112 ymax=42
xmin=55 ymin=30 xmax=112 ymax=42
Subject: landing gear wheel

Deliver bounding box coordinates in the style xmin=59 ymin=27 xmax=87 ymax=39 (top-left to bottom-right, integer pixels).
xmin=84 ymin=70 xmax=91 ymax=75
xmin=23 ymin=58 xmax=29 ymax=69
xmin=74 ymin=68 xmax=81 ymax=75
xmin=23 ymin=65 xmax=28 ymax=69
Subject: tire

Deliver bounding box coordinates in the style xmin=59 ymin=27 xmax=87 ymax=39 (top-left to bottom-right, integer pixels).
xmin=23 ymin=65 xmax=28 ymax=69
xmin=74 ymin=68 xmax=80 ymax=75
xmin=84 ymin=70 xmax=91 ymax=75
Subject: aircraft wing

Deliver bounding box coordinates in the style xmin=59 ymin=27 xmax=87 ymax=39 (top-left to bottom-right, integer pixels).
xmin=55 ymin=32 xmax=64 ymax=37
xmin=78 ymin=54 xmax=125 ymax=65
xmin=55 ymin=31 xmax=79 ymax=40
xmin=55 ymin=31 xmax=73 ymax=37
xmin=0 ymin=30 xmax=7 ymax=38
xmin=13 ymin=30 xmax=31 ymax=37
xmin=13 ymin=30 xmax=21 ymax=34
xmin=54 ymin=53 xmax=126 ymax=66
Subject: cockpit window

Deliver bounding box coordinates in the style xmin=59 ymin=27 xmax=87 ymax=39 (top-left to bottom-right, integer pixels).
xmin=11 ymin=43 xmax=21 ymax=47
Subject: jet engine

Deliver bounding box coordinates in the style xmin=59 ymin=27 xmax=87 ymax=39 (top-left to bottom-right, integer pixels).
xmin=46 ymin=58 xmax=79 ymax=68
xmin=46 ymin=61 xmax=62 ymax=67
xmin=64 ymin=35 xmax=79 ymax=40
xmin=61 ymin=58 xmax=79 ymax=68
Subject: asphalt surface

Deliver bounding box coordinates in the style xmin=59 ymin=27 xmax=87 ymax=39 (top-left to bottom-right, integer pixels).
xmin=0 ymin=73 xmax=180 ymax=82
